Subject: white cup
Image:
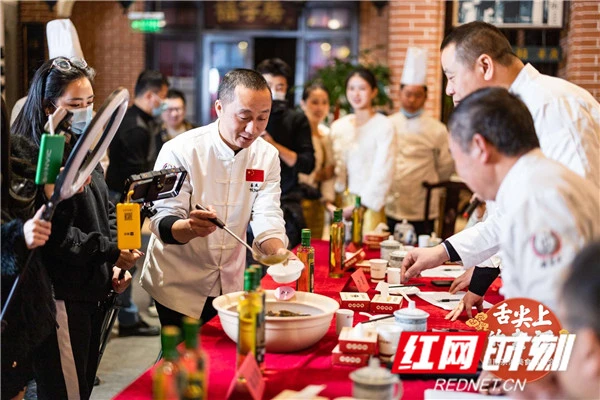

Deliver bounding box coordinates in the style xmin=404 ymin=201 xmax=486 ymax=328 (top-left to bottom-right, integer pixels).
xmin=336 ymin=309 xmax=354 ymax=335
xmin=386 ymin=267 xmax=401 ymax=284
xmin=377 ymin=324 xmax=403 ymax=362
xmin=370 ymin=259 xmax=388 ymax=282
xmin=418 ymin=234 xmax=431 ymax=248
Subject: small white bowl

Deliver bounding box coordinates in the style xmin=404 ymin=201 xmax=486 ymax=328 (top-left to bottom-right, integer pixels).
xmin=213 ymin=290 xmax=339 ymax=352
xmin=267 ymin=259 xmax=304 ymax=283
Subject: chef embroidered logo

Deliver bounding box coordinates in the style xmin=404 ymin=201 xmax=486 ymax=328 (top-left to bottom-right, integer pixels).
xmin=392 ymin=298 xmax=575 ymax=383
xmin=531 ymin=230 xmax=562 ymax=268
xmin=246 ymin=169 xmax=264 ymax=193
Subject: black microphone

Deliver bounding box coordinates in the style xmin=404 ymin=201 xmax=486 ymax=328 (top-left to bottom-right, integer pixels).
xmin=463 ymin=198 xmax=482 ymax=219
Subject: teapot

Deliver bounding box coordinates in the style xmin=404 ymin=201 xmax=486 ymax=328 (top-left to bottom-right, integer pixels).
xmin=394 ymin=219 xmax=416 ymax=246
xmin=349 ymin=357 xmax=402 ymax=400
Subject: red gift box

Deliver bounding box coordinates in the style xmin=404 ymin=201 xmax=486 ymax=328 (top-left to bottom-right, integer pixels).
xmin=340 ymin=292 xmax=371 ymax=311
xmin=344 ymin=248 xmax=366 ymax=270
xmin=370 ymin=294 xmax=403 ymax=314
xmin=337 ymin=326 xmax=378 ymax=354
xmin=331 ymin=344 xmax=370 ymax=367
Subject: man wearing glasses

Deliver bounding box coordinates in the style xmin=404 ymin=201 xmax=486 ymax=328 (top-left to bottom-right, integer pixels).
xmin=159 ymin=89 xmax=196 ymax=146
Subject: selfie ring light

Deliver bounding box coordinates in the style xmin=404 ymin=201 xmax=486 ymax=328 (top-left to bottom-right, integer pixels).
xmin=1 ymin=88 xmax=129 ymax=323
xmin=44 ymin=87 xmax=129 ymax=219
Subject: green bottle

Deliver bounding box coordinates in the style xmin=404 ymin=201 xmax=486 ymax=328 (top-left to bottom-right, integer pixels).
xmin=236 ymin=269 xmax=261 ymax=371
xmin=296 ymin=229 xmax=315 ymax=292
xmin=180 ymin=317 xmax=208 ymax=399
xmin=250 ymin=265 xmax=266 ymax=372
xmin=329 ymin=209 xmax=345 ymax=278
xmin=153 ymin=326 xmax=182 ymax=400
xmin=351 ymin=196 xmax=364 ymax=247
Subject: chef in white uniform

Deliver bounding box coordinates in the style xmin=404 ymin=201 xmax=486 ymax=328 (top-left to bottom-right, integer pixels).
xmin=443 ymin=87 xmax=599 ymax=313
xmin=403 ymin=22 xmax=600 ymax=292
xmin=140 ymin=69 xmax=288 ymax=327
xmin=386 ymin=47 xmax=455 ymax=236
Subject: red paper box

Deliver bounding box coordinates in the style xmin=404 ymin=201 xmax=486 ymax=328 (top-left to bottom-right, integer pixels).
xmin=344 ymin=248 xmax=366 ymax=270
xmin=364 ymin=232 xmax=389 ymax=250
xmin=340 ymin=292 xmax=371 ymax=312
xmin=370 ymin=294 xmax=403 ymax=314
xmin=337 ymin=326 xmax=378 ymax=354
xmin=331 ymin=344 xmax=370 ymax=367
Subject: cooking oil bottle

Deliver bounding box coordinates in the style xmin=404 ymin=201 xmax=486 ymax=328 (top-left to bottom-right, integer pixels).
xmin=179 ymin=317 xmax=208 ymax=399
xmin=296 ymin=229 xmax=315 ymax=292
xmin=153 ymin=326 xmax=183 ymax=400
xmin=329 ymin=209 xmax=345 ymax=278
xmin=236 ymin=269 xmax=261 ymax=372
xmin=250 ymin=265 xmax=266 ymax=372
xmin=351 ymin=196 xmax=364 ymax=247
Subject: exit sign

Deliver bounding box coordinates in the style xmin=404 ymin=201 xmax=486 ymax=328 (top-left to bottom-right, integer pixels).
xmin=128 ymin=11 xmax=166 ymax=33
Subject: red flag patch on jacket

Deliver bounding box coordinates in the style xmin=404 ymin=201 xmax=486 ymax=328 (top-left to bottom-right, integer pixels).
xmin=246 ymin=169 xmax=264 ymax=182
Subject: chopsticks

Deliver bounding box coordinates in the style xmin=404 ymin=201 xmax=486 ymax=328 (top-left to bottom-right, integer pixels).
xmin=438 ymin=299 xmax=461 ymax=302
xmin=362 ymin=315 xmax=395 ymax=324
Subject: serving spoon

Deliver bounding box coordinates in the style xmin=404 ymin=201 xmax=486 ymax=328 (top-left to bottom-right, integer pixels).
xmin=194 ymin=204 xmax=292 ymax=266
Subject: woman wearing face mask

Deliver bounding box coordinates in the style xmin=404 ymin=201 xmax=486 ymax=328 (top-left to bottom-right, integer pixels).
xmin=11 ymin=57 xmax=138 ymax=400
xmin=330 ymin=68 xmax=395 ymax=235
xmin=299 ymin=82 xmax=336 ymax=239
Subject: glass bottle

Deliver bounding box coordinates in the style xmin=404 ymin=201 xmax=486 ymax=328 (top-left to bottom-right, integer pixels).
xmin=180 ymin=317 xmax=208 ymax=398
xmin=250 ymin=265 xmax=266 ymax=372
xmin=351 ymin=195 xmax=364 ymax=247
xmin=153 ymin=326 xmax=183 ymax=400
xmin=296 ymin=229 xmax=315 ymax=292
xmin=181 ymin=371 xmax=204 ymax=400
xmin=236 ymin=269 xmax=260 ymax=371
xmin=329 ymin=208 xmax=345 ymax=278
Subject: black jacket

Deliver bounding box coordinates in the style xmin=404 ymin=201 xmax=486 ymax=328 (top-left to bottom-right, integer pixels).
xmin=43 ymin=165 xmax=121 ymax=303
xmin=266 ymin=101 xmax=315 ymax=196
xmin=106 ymin=104 xmax=161 ymax=193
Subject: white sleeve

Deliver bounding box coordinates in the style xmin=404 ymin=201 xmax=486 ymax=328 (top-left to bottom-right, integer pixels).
xmin=149 ymin=142 xmax=192 ymax=236
xmin=534 ymin=98 xmax=600 ymax=187
xmin=249 ymin=151 xmax=288 ymax=248
xmin=446 ymin=209 xmax=502 ymax=268
xmin=499 ymin=194 xmax=582 ymax=313
xmin=361 ymin=121 xmax=395 ymax=211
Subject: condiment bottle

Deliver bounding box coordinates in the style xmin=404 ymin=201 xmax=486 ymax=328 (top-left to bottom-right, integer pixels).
xmin=237 ymin=269 xmax=261 ymax=371
xmin=153 ymin=326 xmax=183 ymax=400
xmin=329 ymin=209 xmax=346 ymax=278
xmin=296 ymin=229 xmax=315 ymax=292
xmin=351 ymin=195 xmax=364 ymax=247
xmin=180 ymin=317 xmax=209 ymax=397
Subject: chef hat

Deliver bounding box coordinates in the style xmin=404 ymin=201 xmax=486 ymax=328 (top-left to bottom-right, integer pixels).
xmin=46 ymin=19 xmax=84 ymax=60
xmin=400 ymin=47 xmax=428 ymax=86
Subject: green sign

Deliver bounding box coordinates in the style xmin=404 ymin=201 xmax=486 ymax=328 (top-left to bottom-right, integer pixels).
xmin=513 ymin=46 xmax=562 ymax=63
xmin=131 ymin=19 xmax=164 ymax=33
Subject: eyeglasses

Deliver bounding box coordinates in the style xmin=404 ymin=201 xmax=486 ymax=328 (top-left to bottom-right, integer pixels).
xmin=51 ymin=57 xmax=88 ymax=72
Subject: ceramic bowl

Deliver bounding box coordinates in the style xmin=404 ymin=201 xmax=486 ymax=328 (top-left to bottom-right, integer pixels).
xmin=266 ymin=259 xmax=304 ymax=283
xmin=213 ymin=290 xmax=339 ymax=353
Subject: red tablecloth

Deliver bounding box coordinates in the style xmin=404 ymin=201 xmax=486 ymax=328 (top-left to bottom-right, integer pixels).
xmin=114 ymin=240 xmax=503 ymax=400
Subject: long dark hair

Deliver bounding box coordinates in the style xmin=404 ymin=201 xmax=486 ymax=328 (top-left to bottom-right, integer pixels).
xmin=11 ymin=58 xmax=96 ymax=148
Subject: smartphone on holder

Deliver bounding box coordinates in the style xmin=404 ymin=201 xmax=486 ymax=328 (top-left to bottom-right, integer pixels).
xmin=120 ymin=167 xmax=187 ymax=203
xmin=431 ymin=280 xmax=453 ymax=287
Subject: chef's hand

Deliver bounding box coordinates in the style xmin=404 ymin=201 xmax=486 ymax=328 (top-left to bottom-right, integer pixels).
xmin=23 ymin=205 xmax=52 ymax=249
xmin=115 ymin=249 xmax=144 ymax=270
xmin=188 ymin=206 xmax=218 ymax=237
xmin=111 ymin=266 xmax=132 ymax=294
xmin=449 ymin=266 xmax=474 ymax=294
xmin=477 ymin=370 xmax=505 ymax=396
xmin=444 ymin=291 xmax=483 ymax=321
xmin=401 ymin=245 xmax=449 ymax=282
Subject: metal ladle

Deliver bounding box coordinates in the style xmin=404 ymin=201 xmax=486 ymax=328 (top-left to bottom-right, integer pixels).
xmin=194 ymin=204 xmax=291 ymax=266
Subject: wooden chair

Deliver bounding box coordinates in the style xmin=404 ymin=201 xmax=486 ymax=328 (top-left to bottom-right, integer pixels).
xmin=422 ymin=181 xmax=472 ymax=239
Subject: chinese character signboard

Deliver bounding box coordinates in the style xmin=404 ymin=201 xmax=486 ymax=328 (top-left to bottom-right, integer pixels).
xmin=454 ymin=0 xmax=564 ymax=28
xmin=204 ymin=1 xmax=298 ymax=30
xmin=513 ymin=46 xmax=562 ymax=63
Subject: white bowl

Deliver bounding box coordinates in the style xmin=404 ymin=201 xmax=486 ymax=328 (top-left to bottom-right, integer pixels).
xmin=266 ymin=259 xmax=304 ymax=283
xmin=213 ymin=290 xmax=339 ymax=353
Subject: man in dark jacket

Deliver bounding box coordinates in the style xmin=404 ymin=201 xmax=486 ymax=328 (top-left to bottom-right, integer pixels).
xmin=106 ymin=70 xmax=168 ymax=337
xmin=255 ymin=58 xmax=315 ymax=248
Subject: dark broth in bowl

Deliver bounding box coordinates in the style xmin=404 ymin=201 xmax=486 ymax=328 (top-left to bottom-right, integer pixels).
xmin=228 ymin=301 xmax=323 ymax=317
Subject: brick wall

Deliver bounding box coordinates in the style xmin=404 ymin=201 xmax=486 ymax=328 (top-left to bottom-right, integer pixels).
xmin=562 ymin=1 xmax=600 ymax=101
xmin=17 ymin=1 xmax=145 ymax=107
xmin=387 ymin=1 xmax=446 ymax=119
xmin=359 ymin=2 xmax=389 ymax=67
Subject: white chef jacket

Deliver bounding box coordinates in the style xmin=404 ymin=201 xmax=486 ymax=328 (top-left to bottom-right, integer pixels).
xmin=495 ymin=149 xmax=600 ymax=312
xmin=140 ymin=121 xmax=287 ymax=318
xmin=331 ymin=113 xmax=395 ymax=211
xmin=385 ymin=111 xmax=455 ymax=221
xmin=298 ymin=125 xmax=335 ymax=202
xmin=447 ymin=64 xmax=600 ymax=268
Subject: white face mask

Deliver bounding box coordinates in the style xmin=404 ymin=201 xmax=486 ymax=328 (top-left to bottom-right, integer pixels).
xmin=272 ymin=91 xmax=286 ymax=101
xmin=70 ymin=104 xmax=94 ymax=135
